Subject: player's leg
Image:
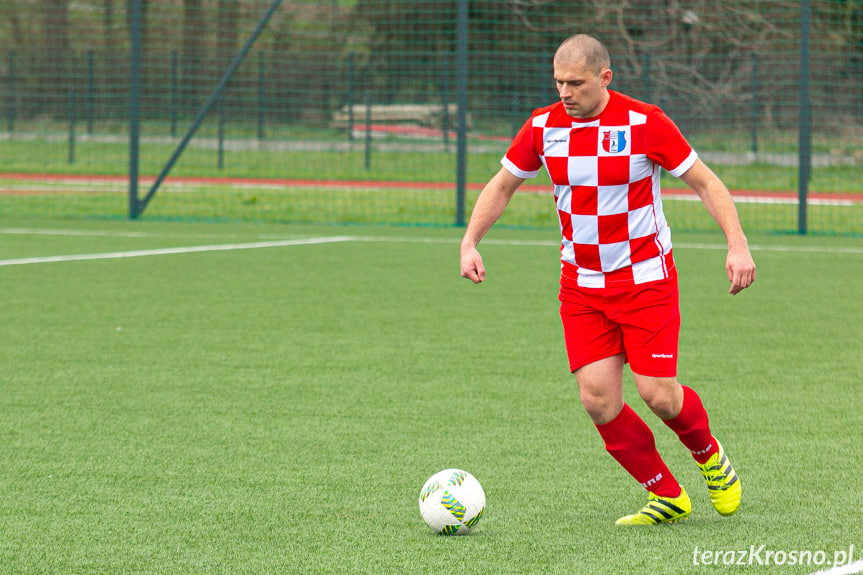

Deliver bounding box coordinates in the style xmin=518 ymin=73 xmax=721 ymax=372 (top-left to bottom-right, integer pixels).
xmin=573 ymin=353 xmax=624 ymax=424
xmin=631 ymin=374 xmax=683 ymax=418
xmin=617 ymin=269 xmax=719 ymax=463
xmin=561 ymin=283 xmax=687 ymax=524
xmin=594 ymin=272 xmax=689 ymax=524
xmin=573 ymin=356 xmax=688 ymax=526
xmin=633 ymin=374 xmax=715 ymax=461
xmin=623 ymin=270 xmax=741 ymax=517
xmin=638 ymin=376 xmax=742 ymax=517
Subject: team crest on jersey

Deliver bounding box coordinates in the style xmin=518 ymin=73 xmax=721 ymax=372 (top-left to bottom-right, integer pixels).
xmin=602 ymin=130 xmax=627 ymax=153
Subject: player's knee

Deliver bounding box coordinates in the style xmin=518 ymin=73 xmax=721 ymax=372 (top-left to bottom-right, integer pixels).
xmin=579 ymin=389 xmax=623 ymax=425
xmin=637 ymin=378 xmax=682 ymax=419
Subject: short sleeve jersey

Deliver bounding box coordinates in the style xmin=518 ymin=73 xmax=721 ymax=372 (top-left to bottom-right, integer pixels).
xmin=502 ymin=90 xmax=697 ymax=288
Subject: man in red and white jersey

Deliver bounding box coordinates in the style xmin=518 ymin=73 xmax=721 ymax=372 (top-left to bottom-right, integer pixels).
xmin=460 ymin=34 xmax=756 ymax=525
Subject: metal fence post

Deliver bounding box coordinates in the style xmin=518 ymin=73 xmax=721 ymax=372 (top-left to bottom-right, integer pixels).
xmin=258 ymin=50 xmax=265 ymax=141
xmin=218 ymin=95 xmax=225 ymax=169
xmin=87 ymin=50 xmax=95 ymax=135
xmin=129 ymin=0 xmax=142 ymax=219
xmin=364 ymin=91 xmax=371 ymax=170
xmin=455 ymin=0 xmax=468 ymax=226
xmin=643 ymin=52 xmax=651 ymax=103
xmin=798 ymin=0 xmax=811 ymax=234
xmin=751 ymin=52 xmax=758 ymax=155
xmin=68 ymin=90 xmax=76 ymax=164
xmin=170 ymin=51 xmax=178 ymax=137
xmin=511 ymin=93 xmax=520 ymax=138
xmin=347 ymin=51 xmax=355 ymax=141
xmin=7 ymin=51 xmax=14 ymax=133
xmin=441 ymin=52 xmax=450 ymax=147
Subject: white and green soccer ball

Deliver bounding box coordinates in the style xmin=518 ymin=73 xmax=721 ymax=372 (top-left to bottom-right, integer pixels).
xmin=418 ymin=469 xmax=486 ymax=535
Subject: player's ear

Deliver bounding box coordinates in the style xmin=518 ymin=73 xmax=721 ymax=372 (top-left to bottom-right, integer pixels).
xmin=600 ymin=68 xmax=613 ymax=87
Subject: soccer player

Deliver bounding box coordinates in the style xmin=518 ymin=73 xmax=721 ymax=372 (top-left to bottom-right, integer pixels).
xmin=460 ymin=34 xmax=756 ymax=525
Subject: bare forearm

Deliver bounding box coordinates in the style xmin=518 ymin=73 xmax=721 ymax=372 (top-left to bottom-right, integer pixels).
xmin=680 ymin=159 xmax=756 ymax=294
xmin=680 ymin=160 xmax=747 ymax=247
xmin=698 ymin=181 xmax=748 ymax=248
xmin=460 ymin=168 xmax=524 ymax=283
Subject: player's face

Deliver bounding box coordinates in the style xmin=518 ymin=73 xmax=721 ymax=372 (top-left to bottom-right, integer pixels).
xmin=554 ymin=59 xmax=612 ymax=119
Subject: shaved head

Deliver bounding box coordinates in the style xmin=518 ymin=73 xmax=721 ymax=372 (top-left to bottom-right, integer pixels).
xmin=553 ymin=34 xmax=613 ymax=118
xmin=554 ymin=34 xmax=610 ymax=75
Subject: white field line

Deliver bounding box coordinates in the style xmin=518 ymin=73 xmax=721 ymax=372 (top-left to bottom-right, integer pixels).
xmin=0 ymin=227 xmax=152 ymax=238
xmin=10 ymin=227 xmax=860 ymax=254
xmin=0 ymin=236 xmax=354 ymax=267
xmin=677 ymin=242 xmax=863 ymax=254
xmin=810 ymin=559 xmax=863 ymax=575
xmin=663 ymin=192 xmax=856 ymax=207
xmin=0 ymin=227 xmax=309 ymax=241
xmin=0 ymin=181 xmax=432 ymax=194
xmin=351 ymin=236 xmax=863 ymax=254
xmin=1 ymin=230 xmax=862 ymax=267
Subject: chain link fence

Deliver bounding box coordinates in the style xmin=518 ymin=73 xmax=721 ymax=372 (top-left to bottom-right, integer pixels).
xmin=0 ymin=0 xmax=861 ymax=234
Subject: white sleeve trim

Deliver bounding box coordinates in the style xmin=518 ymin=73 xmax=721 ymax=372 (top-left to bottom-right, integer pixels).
xmin=501 ymin=156 xmax=541 ymax=179
xmin=667 ymin=150 xmax=698 ymax=178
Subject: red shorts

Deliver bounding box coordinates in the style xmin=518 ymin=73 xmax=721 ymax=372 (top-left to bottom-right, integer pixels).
xmin=559 ymin=268 xmax=680 ymax=377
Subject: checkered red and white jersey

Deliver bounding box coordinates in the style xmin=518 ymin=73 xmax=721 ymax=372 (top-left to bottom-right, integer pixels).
xmin=502 ymin=90 xmax=698 ymax=288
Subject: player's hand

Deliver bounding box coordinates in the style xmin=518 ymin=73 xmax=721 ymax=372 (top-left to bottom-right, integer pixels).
xmin=460 ymin=245 xmax=486 ymax=284
xmin=726 ymin=244 xmax=756 ymax=295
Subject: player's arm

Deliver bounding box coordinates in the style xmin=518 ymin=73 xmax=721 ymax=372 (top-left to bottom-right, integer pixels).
xmin=679 ymin=159 xmax=756 ymax=295
xmin=460 ymin=167 xmax=525 ymax=283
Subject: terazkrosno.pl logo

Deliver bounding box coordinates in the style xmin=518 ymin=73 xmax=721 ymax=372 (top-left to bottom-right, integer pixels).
xmin=692 ymin=544 xmax=856 ymax=567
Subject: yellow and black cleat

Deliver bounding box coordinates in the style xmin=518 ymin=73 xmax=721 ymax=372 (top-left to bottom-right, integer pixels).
xmin=615 ymin=487 xmax=692 ymax=526
xmin=698 ymin=439 xmax=742 ymax=516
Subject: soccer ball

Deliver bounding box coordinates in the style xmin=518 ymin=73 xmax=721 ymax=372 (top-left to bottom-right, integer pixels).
xmin=418 ymin=469 xmax=486 ymax=535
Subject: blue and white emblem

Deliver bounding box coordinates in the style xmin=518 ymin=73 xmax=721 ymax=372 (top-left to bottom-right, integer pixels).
xmin=602 ymin=130 xmax=627 ymax=153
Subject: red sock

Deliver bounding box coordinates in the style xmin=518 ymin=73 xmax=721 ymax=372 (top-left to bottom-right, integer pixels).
xmin=663 ymin=385 xmax=718 ymax=464
xmin=595 ymin=404 xmax=681 ymax=497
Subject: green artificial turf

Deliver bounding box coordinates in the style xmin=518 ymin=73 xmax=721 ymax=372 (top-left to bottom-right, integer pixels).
xmin=0 ymin=219 xmax=861 ymax=573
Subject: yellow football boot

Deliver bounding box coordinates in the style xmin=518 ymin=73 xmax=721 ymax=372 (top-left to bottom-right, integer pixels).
xmin=615 ymin=487 xmax=691 ymax=525
xmin=698 ymin=439 xmax=741 ymax=516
